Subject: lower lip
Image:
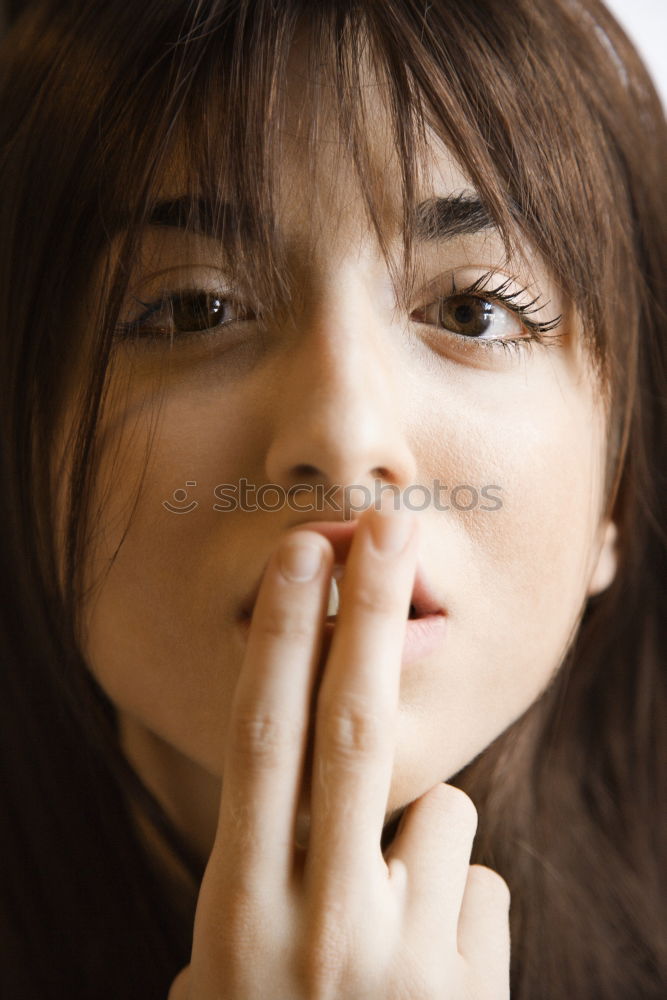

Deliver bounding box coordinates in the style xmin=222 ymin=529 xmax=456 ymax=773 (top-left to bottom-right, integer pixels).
xmin=239 ymin=612 xmax=448 ymax=668
xmin=323 ymin=612 xmax=448 ymax=667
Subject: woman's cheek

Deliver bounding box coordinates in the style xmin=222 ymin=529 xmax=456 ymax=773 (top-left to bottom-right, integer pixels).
xmin=397 ymin=383 xmax=606 ymax=779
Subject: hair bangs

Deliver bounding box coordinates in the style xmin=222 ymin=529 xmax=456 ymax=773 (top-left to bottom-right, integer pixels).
xmin=8 ymin=0 xmax=664 ymax=560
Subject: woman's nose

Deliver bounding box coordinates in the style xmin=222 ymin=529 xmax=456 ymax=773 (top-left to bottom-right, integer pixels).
xmin=263 ymin=278 xmax=417 ymax=496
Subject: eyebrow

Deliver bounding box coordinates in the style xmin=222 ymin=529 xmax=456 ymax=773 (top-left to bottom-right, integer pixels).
xmin=146 ymin=196 xmax=232 ymax=238
xmin=144 ymin=192 xmax=496 ymax=242
xmin=413 ymin=193 xmax=496 ymax=242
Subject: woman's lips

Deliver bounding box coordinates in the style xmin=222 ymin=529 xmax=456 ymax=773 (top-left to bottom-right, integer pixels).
xmin=324 ymin=612 xmax=447 ymax=667
xmin=240 ymin=519 xmax=446 ymax=618
xmin=238 ymin=609 xmax=448 ymax=669
xmin=238 ymin=519 xmax=448 ymax=668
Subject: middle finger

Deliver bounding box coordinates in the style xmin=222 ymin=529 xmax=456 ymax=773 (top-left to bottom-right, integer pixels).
xmin=306 ymin=502 xmax=418 ymax=890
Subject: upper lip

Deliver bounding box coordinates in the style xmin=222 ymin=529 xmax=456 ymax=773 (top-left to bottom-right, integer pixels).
xmin=239 ymin=519 xmax=446 ymax=622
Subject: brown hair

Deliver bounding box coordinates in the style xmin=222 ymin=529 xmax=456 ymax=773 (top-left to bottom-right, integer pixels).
xmin=0 ymin=1 xmax=664 ymax=996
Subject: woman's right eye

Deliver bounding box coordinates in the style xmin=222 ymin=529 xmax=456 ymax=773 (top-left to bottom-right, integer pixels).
xmin=118 ymin=289 xmax=255 ymax=342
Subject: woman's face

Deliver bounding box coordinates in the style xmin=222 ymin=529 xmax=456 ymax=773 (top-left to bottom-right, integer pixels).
xmin=72 ymin=77 xmax=616 ymax=857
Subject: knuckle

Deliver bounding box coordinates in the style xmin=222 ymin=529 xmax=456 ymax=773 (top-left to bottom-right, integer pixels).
xmin=299 ymin=900 xmax=364 ymax=1000
xmin=207 ymin=903 xmax=275 ymax=992
xmin=320 ymin=696 xmax=386 ymax=760
xmin=300 ymin=939 xmax=345 ymax=999
xmin=255 ymin=604 xmax=313 ymax=642
xmin=468 ymin=864 xmax=512 ymax=907
xmin=347 ymin=577 xmax=397 ymax=617
xmin=395 ymin=963 xmax=445 ymax=1000
xmin=230 ymin=709 xmax=297 ymax=766
xmin=437 ymin=783 xmax=479 ymax=837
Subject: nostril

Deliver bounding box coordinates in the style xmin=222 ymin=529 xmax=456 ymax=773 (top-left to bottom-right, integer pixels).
xmin=291 ymin=464 xmax=322 ymax=479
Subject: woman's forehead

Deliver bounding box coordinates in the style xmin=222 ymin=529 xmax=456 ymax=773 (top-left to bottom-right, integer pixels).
xmin=133 ymin=35 xmax=556 ymax=302
xmin=157 ymin=127 xmax=485 ymax=251
xmin=156 ymin=21 xmax=478 ymax=228
xmin=135 ymin=115 xmax=552 ymax=316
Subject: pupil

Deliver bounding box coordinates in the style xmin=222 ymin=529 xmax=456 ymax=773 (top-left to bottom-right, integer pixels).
xmin=174 ymin=293 xmax=224 ymax=332
xmin=454 ymin=303 xmax=474 ymax=324
xmin=447 ymin=295 xmax=493 ymax=337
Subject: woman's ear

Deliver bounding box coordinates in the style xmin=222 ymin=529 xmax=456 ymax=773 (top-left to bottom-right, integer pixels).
xmin=587 ymin=520 xmax=618 ymax=597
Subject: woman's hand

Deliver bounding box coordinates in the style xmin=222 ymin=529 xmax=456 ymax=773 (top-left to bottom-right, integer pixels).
xmin=168 ymin=504 xmax=511 ymax=999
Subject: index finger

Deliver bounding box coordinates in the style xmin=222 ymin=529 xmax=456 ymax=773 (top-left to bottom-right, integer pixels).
xmin=214 ymin=530 xmax=333 ymax=886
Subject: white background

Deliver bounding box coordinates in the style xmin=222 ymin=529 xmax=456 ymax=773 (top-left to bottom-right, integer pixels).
xmin=604 ymin=0 xmax=667 ymax=108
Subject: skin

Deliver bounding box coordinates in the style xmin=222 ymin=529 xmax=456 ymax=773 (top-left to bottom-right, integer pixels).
xmin=64 ymin=59 xmax=618 ymax=997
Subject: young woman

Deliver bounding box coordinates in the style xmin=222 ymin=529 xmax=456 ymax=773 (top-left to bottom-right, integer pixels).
xmin=0 ymin=0 xmax=665 ymax=997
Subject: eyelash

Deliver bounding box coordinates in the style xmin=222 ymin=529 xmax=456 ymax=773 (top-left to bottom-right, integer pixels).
xmin=114 ymin=290 xmax=249 ymax=347
xmin=413 ymin=270 xmax=564 ymax=358
xmin=114 ymin=271 xmax=564 ymax=357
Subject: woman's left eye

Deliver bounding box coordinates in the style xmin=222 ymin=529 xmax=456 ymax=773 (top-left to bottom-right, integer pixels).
xmin=168 ymin=291 xmax=237 ymax=333
xmin=118 ymin=289 xmax=255 ymax=342
xmin=412 ymin=293 xmax=523 ymax=340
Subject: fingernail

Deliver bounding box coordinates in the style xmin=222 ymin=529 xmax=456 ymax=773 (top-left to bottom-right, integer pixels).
xmin=279 ymin=540 xmax=323 ymax=581
xmin=369 ymin=504 xmax=413 ymax=555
